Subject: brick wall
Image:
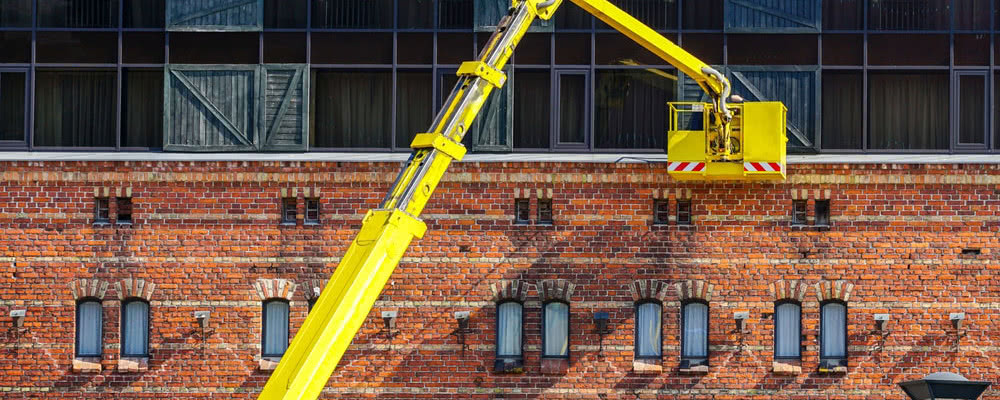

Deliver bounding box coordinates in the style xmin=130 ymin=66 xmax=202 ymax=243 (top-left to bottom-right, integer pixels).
xmin=0 ymin=161 xmax=999 ymax=399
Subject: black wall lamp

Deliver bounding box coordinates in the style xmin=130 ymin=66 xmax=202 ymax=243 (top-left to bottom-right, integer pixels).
xmin=9 ymin=309 xmax=25 ymax=329
xmin=594 ymin=312 xmax=610 ymax=353
xmin=733 ymin=311 xmax=749 ymax=333
xmin=950 ymin=312 xmax=965 ymax=330
xmin=874 ymin=313 xmax=890 ymax=332
xmin=899 ymin=372 xmax=991 ymax=400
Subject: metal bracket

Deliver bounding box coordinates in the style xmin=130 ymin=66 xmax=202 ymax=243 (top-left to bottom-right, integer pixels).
xmin=457 ymin=61 xmax=507 ymax=89
xmin=410 ymin=133 xmax=468 ymax=162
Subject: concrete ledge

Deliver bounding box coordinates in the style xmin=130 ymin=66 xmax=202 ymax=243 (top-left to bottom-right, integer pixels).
xmin=258 ymin=357 xmax=281 ymax=371
xmin=117 ymin=357 xmax=149 ymax=373
xmin=3 ymin=152 xmax=1000 ymax=164
xmin=540 ymin=358 xmax=568 ymax=375
xmin=679 ymin=365 xmax=710 ymax=374
xmin=72 ymin=357 xmax=102 ymax=373
xmin=772 ymin=360 xmax=802 ymax=375
xmin=632 ymin=359 xmax=662 ymax=374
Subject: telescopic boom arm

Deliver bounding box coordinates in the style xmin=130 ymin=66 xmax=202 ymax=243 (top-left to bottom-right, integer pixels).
xmin=258 ymin=1 xmax=732 ymax=399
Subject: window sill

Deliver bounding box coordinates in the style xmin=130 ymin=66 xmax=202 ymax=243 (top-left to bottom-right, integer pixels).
xmin=117 ymin=357 xmax=149 ymax=373
xmin=540 ymin=358 xmax=568 ymax=375
xmin=818 ymin=365 xmax=848 ymax=374
xmin=258 ymin=356 xmax=281 ymax=371
xmin=72 ymin=357 xmax=102 ymax=373
xmin=632 ymin=358 xmax=662 ymax=374
xmin=772 ymin=360 xmax=802 ymax=375
xmin=278 ymin=222 xmax=297 ymax=227
xmin=679 ymin=364 xmax=709 ymax=374
xmin=494 ymin=358 xmax=525 ymax=374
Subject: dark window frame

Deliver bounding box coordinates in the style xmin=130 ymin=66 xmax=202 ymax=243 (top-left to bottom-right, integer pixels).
xmin=514 ymin=198 xmax=530 ymax=224
xmin=791 ymin=200 xmax=807 ymax=225
xmin=541 ymin=300 xmax=570 ymax=359
xmin=281 ymin=197 xmax=297 ymax=225
xmin=537 ymin=198 xmax=553 ymax=225
xmin=261 ymin=298 xmax=290 ymax=358
xmin=304 ymin=197 xmax=320 ymax=225
xmin=494 ymin=300 xmax=524 ymax=361
xmin=653 ymin=199 xmax=670 ymax=224
xmin=680 ymin=299 xmax=709 ymax=364
xmin=814 ymin=199 xmax=831 ymax=226
xmin=773 ymin=299 xmax=802 ymax=360
xmin=634 ymin=299 xmax=663 ymax=360
xmin=0 ymin=68 xmax=30 ymax=148
xmin=819 ymin=299 xmax=848 ymax=363
xmin=94 ymin=197 xmax=110 ymax=224
xmin=676 ymin=199 xmax=692 ymax=225
xmin=75 ymin=297 xmax=103 ymax=357
xmin=120 ymin=297 xmax=150 ymax=358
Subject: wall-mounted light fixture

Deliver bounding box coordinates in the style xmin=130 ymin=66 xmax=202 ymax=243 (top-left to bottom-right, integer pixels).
xmin=733 ymin=311 xmax=749 ymax=333
xmin=454 ymin=311 xmax=471 ymax=332
xmin=9 ymin=310 xmax=25 ymax=329
xmin=381 ymin=310 xmax=397 ymax=332
xmin=194 ymin=311 xmax=210 ymax=329
xmin=874 ymin=313 xmax=890 ymax=331
xmin=593 ymin=312 xmax=610 ymax=353
xmin=950 ymin=312 xmax=966 ymax=330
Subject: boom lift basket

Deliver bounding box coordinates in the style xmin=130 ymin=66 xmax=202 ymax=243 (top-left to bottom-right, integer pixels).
xmin=667 ymin=101 xmax=787 ymax=181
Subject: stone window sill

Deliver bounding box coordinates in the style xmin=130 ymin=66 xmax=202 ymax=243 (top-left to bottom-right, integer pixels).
xmin=772 ymin=360 xmax=802 ymax=375
xmin=818 ymin=365 xmax=848 ymax=374
xmin=259 ymin=356 xmax=282 ymax=371
xmin=72 ymin=357 xmax=102 ymax=373
xmin=632 ymin=358 xmax=662 ymax=374
xmin=494 ymin=358 xmax=525 ymax=374
xmin=540 ymin=358 xmax=568 ymax=375
xmin=117 ymin=357 xmax=149 ymax=373
xmin=679 ymin=365 xmax=709 ymax=374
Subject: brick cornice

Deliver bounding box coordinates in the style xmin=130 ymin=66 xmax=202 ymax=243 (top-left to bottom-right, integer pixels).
xmin=68 ymin=278 xmax=109 ymax=301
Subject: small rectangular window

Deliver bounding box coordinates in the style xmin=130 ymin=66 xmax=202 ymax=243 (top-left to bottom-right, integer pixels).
xmin=815 ymin=200 xmax=830 ymax=226
xmin=116 ymin=197 xmax=133 ymax=224
xmin=95 ymin=197 xmax=110 ymax=223
xmin=514 ymin=199 xmax=530 ymax=224
xmin=168 ymin=32 xmax=259 ymax=64
xmin=281 ymin=198 xmax=297 ymax=225
xmin=792 ymin=200 xmax=807 ymax=225
xmin=35 ymin=70 xmax=117 ymax=148
xmin=305 ymin=198 xmax=320 ymax=225
xmin=122 ymin=69 xmax=164 ymax=148
xmin=653 ymin=200 xmax=670 ymax=225
xmin=538 ymin=199 xmax=553 ymax=225
xmin=513 ymin=69 xmax=551 ymax=149
xmin=676 ymin=200 xmax=692 ymax=225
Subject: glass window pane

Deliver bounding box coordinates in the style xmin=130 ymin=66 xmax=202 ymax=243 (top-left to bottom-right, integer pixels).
xmin=39 ymin=0 xmax=119 ymax=28
xmin=0 ymin=72 xmax=26 ymax=142
xmin=682 ymin=33 xmax=723 ymax=65
xmin=169 ymin=32 xmax=259 ymax=64
xmin=0 ymin=32 xmax=30 ymax=63
xmin=497 ymin=302 xmax=523 ymax=357
xmin=823 ymin=0 xmax=862 ymax=30
xmin=513 ymin=69 xmax=550 ymax=149
xmin=399 ymin=0 xmax=433 ymax=29
xmin=264 ymin=0 xmax=306 ymax=28
xmin=36 ymin=32 xmax=118 ymax=64
xmin=123 ymin=32 xmax=165 ymax=64
xmin=35 ymin=71 xmax=117 ymax=147
xmin=868 ymin=0 xmax=948 ymax=30
xmin=263 ymin=301 xmax=289 ymax=356
xmin=822 ymin=34 xmax=862 ymax=66
xmin=596 ymin=32 xmax=668 ymax=65
xmin=77 ymin=301 xmax=103 ymax=356
xmin=868 ymin=34 xmax=948 ymax=66
xmin=123 ymin=301 xmax=149 ymax=356
xmin=555 ymin=33 xmax=590 ymax=65
xmin=955 ymin=34 xmax=990 ymax=66
xmin=439 ymin=0 xmax=473 ymax=29
xmin=821 ymin=303 xmax=846 ymax=358
xmin=600 ymin=0 xmax=676 ymax=30
xmin=124 ymin=0 xmax=164 ymax=28
xmin=398 ymin=33 xmax=434 ymax=64
xmin=637 ymin=303 xmax=662 ymax=357
xmin=558 ymin=73 xmax=586 ymax=145
xmin=543 ymin=302 xmax=568 ymax=357
xmin=821 ymin=71 xmax=862 ymax=149
xmin=311 ymin=32 xmax=392 ymax=64
xmin=396 ymin=71 xmax=433 ymax=148
xmin=263 ymin=32 xmax=307 ymax=63
xmin=728 ymin=34 xmax=817 ymax=65
xmin=775 ymin=303 xmax=800 ymax=358
xmin=311 ymin=0 xmax=391 ymax=28
xmin=0 ymin=0 xmax=31 ymax=27
xmin=682 ymin=302 xmax=707 ymax=358
xmin=681 ymin=0 xmax=722 ymax=29
xmin=556 ymin=0 xmax=590 ymax=29
xmin=515 ymin=33 xmax=551 ymax=65
xmin=958 ymin=74 xmax=987 ymax=145
xmin=595 ymin=69 xmax=674 ymax=149
xmin=955 ymin=0 xmax=990 ymax=30
xmin=312 ymin=71 xmax=392 ymax=148
xmin=438 ymin=33 xmax=474 ymax=65
xmin=122 ymin=69 xmax=164 ymax=148
xmin=868 ymin=72 xmax=949 ymax=150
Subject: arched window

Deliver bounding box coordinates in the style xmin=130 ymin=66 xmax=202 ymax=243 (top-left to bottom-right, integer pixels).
xmin=496 ymin=301 xmax=523 ymax=361
xmin=542 ymin=301 xmax=569 ymax=358
xmin=76 ymin=299 xmax=103 ymax=357
xmin=820 ymin=301 xmax=847 ymax=364
xmin=121 ymin=299 xmax=149 ymax=357
xmin=262 ymin=299 xmax=290 ymax=357
xmin=681 ymin=300 xmax=709 ymax=365
xmin=635 ymin=301 xmax=662 ymax=358
xmin=774 ymin=300 xmax=801 ymax=359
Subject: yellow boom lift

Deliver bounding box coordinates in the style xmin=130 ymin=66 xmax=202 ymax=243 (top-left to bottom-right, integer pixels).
xmin=259 ymin=0 xmax=787 ymax=398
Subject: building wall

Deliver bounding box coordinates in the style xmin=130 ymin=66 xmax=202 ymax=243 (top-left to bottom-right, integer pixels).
xmin=0 ymin=160 xmax=999 ymax=399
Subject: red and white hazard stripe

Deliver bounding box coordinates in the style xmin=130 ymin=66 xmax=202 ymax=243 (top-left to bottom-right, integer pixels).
xmin=667 ymin=162 xmax=705 ymax=172
xmin=743 ymin=162 xmax=783 ymax=173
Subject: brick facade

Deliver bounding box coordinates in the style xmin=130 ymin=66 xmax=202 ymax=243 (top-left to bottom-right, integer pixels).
xmin=0 ymin=161 xmax=999 ymax=399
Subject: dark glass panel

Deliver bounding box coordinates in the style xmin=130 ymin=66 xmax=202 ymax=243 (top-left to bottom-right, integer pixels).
xmin=681 ymin=0 xmax=722 ymax=30
xmin=396 ymin=71 xmax=433 ymax=148
xmin=122 ymin=69 xmax=164 ymax=148
xmin=596 ymin=32 xmax=671 ymax=65
xmin=868 ymin=34 xmax=948 ymax=66
xmin=556 ymin=0 xmax=590 ymax=29
xmin=169 ymin=32 xmax=258 ymax=64
xmin=823 ymin=0 xmax=862 ymax=30
xmin=399 ymin=33 xmax=434 ymax=64
xmin=558 ymin=73 xmax=586 ymax=144
xmin=0 ymin=0 xmax=31 ymax=27
xmin=311 ymin=0 xmax=392 ymax=28
xmin=728 ymin=34 xmax=817 ymax=65
xmin=681 ymin=33 xmax=722 ymax=65
xmin=399 ymin=0 xmax=433 ymax=29
xmin=312 ymin=70 xmax=391 ymax=148
xmin=311 ymin=32 xmax=392 ymax=64
xmin=822 ymin=34 xmax=862 ymax=66
xmin=264 ymin=0 xmax=307 ymax=28
xmin=958 ymin=74 xmax=987 ymax=145
xmin=439 ymin=0 xmax=473 ymax=29
xmin=595 ymin=69 xmax=673 ymax=149
xmin=0 ymin=32 xmax=31 ymax=63
xmin=37 ymin=32 xmax=118 ymax=64
xmin=868 ymin=72 xmax=948 ymax=150
xmin=515 ymin=33 xmax=551 ymax=65
xmin=39 ymin=0 xmax=118 ymax=28
xmin=868 ymin=0 xmax=948 ymax=30
xmin=513 ymin=69 xmax=550 ymax=149
xmin=263 ymin=32 xmax=307 ymax=63
xmin=0 ymin=72 xmax=26 ymax=142
xmin=123 ymin=32 xmax=165 ymax=64
xmin=955 ymin=0 xmax=990 ymax=30
xmin=35 ymin=70 xmax=117 ymax=147
xmin=955 ymin=34 xmax=989 ymax=66
xmin=124 ymin=0 xmax=164 ymax=28
xmin=821 ymin=71 xmax=862 ymax=149
xmin=437 ymin=33 xmax=474 ymax=64
xmin=599 ymin=0 xmax=677 ymax=30
xmin=555 ymin=33 xmax=589 ymax=65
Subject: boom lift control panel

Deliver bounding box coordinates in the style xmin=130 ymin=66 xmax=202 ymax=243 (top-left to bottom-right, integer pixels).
xmin=258 ymin=0 xmax=787 ymax=399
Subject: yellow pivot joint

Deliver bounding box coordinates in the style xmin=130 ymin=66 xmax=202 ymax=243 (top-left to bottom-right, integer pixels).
xmin=457 ymin=61 xmax=507 ymax=88
xmin=410 ymin=132 xmax=468 ymax=161
xmin=365 ymin=209 xmax=427 ymax=239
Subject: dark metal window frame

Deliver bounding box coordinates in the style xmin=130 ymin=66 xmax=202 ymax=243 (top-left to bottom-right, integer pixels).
xmin=634 ymin=299 xmax=663 ymax=360
xmin=653 ymin=199 xmax=670 ymax=224
xmin=304 ymin=197 xmax=320 ymax=225
xmin=537 ymin=198 xmax=553 ymax=225
xmin=75 ymin=297 xmax=103 ymax=357
xmin=791 ymin=199 xmax=807 ymax=225
xmin=0 ymin=68 xmax=31 ymax=148
xmin=676 ymin=198 xmax=692 ymax=225
xmin=773 ymin=299 xmax=802 ymax=360
xmin=494 ymin=300 xmax=524 ymax=360
xmin=94 ymin=196 xmax=110 ymax=224
xmin=120 ymin=297 xmax=150 ymax=358
xmin=514 ymin=198 xmax=530 ymax=224
xmin=261 ymin=298 xmax=290 ymax=358
xmin=819 ymin=299 xmax=848 ymax=362
xmin=541 ymin=299 xmax=570 ymax=359
xmin=679 ymin=299 xmax=709 ymax=362
xmin=281 ymin=197 xmax=297 ymax=225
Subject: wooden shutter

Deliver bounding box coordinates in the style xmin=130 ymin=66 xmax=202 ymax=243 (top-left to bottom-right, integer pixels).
xmin=164 ymin=65 xmax=259 ymax=151
xmin=728 ymin=66 xmax=818 ymax=150
xmin=261 ymin=65 xmax=308 ymax=152
xmin=724 ymin=0 xmax=820 ymax=32
xmin=166 ymin=0 xmax=263 ymax=31
xmin=474 ymin=0 xmax=553 ymax=32
xmin=469 ymin=65 xmax=514 ymax=151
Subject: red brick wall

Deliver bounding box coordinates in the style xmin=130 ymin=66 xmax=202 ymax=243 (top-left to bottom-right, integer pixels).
xmin=0 ymin=161 xmax=999 ymax=399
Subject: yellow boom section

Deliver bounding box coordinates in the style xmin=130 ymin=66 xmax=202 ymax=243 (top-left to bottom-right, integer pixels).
xmin=257 ymin=1 xmax=745 ymax=399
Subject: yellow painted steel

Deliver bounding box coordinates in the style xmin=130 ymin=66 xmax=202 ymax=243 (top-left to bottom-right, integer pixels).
xmin=258 ymin=0 xmax=787 ymax=399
